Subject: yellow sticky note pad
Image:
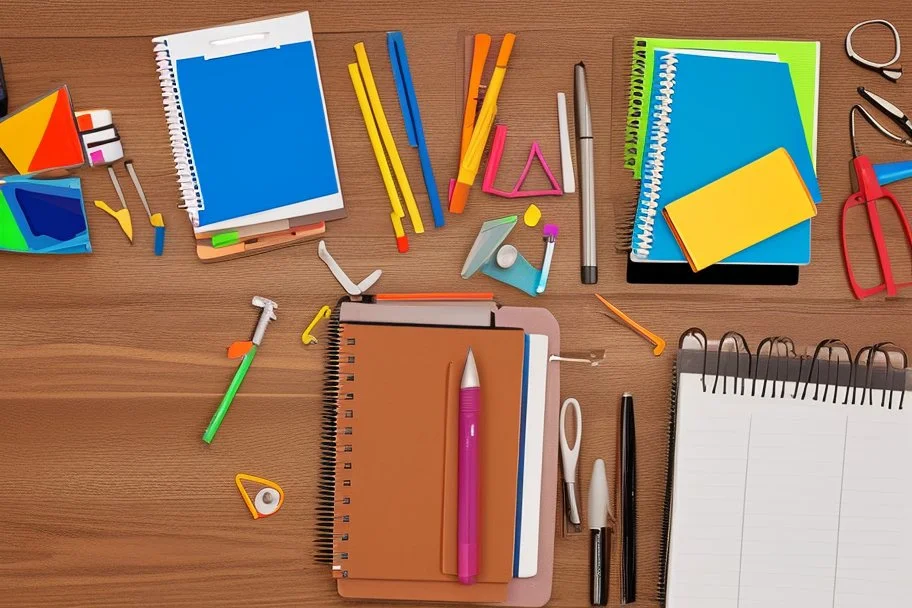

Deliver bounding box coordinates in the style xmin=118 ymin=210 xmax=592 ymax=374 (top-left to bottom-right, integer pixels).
xmin=663 ymin=148 xmax=817 ymax=272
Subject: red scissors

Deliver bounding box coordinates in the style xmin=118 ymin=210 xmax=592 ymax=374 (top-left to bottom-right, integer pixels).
xmin=842 ymin=88 xmax=912 ymax=299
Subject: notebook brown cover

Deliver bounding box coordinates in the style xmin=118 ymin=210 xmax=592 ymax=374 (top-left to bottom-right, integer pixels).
xmin=333 ymin=323 xmax=525 ymax=595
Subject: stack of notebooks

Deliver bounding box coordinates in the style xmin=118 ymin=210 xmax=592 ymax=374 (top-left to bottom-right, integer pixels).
xmin=623 ymin=38 xmax=822 ymax=285
xmin=152 ymin=12 xmax=346 ymax=262
xmin=316 ymin=298 xmax=560 ymax=606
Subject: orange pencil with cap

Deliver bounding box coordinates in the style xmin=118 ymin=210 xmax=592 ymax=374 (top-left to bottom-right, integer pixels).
xmin=450 ymin=34 xmax=516 ymax=214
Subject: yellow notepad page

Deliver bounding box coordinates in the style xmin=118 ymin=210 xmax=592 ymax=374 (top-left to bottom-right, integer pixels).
xmin=663 ymin=148 xmax=817 ymax=272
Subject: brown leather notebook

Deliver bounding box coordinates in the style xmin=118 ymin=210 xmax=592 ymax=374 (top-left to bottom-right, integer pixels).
xmin=326 ymin=323 xmax=525 ymax=599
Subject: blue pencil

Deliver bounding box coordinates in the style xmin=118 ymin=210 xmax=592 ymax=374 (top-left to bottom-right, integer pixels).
xmin=387 ymin=31 xmax=445 ymax=228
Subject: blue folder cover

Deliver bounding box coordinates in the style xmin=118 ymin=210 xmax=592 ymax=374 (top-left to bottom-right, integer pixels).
xmin=175 ymin=41 xmax=340 ymax=227
xmin=632 ymin=51 xmax=821 ymax=265
xmin=513 ymin=334 xmax=530 ymax=577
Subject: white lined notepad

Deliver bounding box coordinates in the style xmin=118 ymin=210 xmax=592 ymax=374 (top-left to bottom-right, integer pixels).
xmin=666 ymin=373 xmax=912 ymax=608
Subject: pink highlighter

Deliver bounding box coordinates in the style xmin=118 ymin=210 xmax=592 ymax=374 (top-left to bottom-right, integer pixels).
xmin=458 ymin=347 xmax=481 ymax=585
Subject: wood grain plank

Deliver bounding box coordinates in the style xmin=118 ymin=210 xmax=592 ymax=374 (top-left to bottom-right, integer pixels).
xmin=1 ymin=2 xmax=912 ymax=607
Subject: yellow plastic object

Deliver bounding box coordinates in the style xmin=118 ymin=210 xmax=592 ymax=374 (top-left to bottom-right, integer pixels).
xmin=353 ymin=43 xmax=424 ymax=233
xmin=301 ymin=305 xmax=332 ymax=345
xmin=235 ymin=473 xmax=285 ymax=520
xmin=595 ymin=293 xmax=666 ymax=356
xmin=523 ymin=204 xmax=542 ymax=227
xmin=663 ymin=148 xmax=817 ymax=271
xmin=94 ymin=199 xmax=133 ymax=243
xmin=149 ymin=212 xmax=165 ymax=228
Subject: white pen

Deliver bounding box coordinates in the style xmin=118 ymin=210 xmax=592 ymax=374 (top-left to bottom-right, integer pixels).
xmin=588 ymin=458 xmax=611 ymax=606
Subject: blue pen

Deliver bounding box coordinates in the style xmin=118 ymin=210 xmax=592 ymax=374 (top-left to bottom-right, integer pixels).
xmin=387 ymin=31 xmax=445 ymax=228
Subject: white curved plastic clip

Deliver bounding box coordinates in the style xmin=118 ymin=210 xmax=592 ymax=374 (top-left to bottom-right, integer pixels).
xmin=846 ymin=19 xmax=903 ymax=82
xmin=559 ymin=397 xmax=583 ymax=530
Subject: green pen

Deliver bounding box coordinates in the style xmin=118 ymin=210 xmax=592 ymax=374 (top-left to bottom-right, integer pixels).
xmin=203 ymin=296 xmax=278 ymax=444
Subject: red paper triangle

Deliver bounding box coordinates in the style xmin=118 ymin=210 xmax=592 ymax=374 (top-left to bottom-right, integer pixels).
xmin=28 ymin=88 xmax=84 ymax=173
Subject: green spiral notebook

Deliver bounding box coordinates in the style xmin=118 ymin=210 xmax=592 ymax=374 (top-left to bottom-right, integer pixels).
xmin=624 ymin=37 xmax=820 ymax=179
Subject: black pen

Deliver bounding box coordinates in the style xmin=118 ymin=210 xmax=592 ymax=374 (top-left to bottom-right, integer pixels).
xmin=620 ymin=392 xmax=637 ymax=604
xmin=587 ymin=458 xmax=611 ymax=606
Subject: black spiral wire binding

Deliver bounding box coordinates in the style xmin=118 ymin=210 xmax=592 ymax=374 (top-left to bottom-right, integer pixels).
xmin=854 ymin=342 xmax=907 ymax=409
xmin=752 ymin=337 xmax=799 ymax=399
xmin=800 ymin=339 xmax=851 ymax=403
xmin=657 ymin=328 xmax=705 ymax=603
xmin=314 ymin=303 xmax=347 ymax=570
xmin=711 ymin=331 xmax=751 ymax=396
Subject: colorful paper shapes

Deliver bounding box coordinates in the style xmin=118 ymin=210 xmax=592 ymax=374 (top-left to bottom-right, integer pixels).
xmin=235 ymin=473 xmax=285 ymax=519
xmin=0 ymin=87 xmax=85 ymax=175
xmin=0 ymin=176 xmax=91 ymax=254
xmin=461 ymin=215 xmax=518 ymax=279
xmin=482 ymin=125 xmax=562 ymax=198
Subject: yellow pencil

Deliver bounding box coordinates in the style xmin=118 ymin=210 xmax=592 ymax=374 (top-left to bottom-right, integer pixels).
xmin=450 ymin=33 xmax=516 ymax=214
xmin=354 ymin=42 xmax=424 ymax=234
xmin=348 ymin=63 xmax=405 ymax=219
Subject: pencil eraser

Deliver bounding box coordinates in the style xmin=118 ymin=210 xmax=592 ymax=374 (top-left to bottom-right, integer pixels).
xmin=396 ymin=236 xmax=409 ymax=254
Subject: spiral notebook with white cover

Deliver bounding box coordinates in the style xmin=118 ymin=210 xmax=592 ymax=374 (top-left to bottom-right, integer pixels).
xmin=660 ymin=330 xmax=912 ymax=607
xmin=631 ymin=50 xmax=820 ymax=265
xmin=152 ymin=12 xmax=345 ymax=235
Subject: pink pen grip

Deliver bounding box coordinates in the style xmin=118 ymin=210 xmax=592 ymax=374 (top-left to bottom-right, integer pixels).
xmin=458 ymin=386 xmax=481 ymax=585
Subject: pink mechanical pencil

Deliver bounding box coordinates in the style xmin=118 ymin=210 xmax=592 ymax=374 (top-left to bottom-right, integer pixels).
xmin=458 ymin=348 xmax=481 ymax=585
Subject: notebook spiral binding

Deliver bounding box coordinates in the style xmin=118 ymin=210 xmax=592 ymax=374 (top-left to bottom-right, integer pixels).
xmin=615 ymin=39 xmax=649 ymax=253
xmin=633 ymin=52 xmax=677 ymax=259
xmin=154 ymin=41 xmax=204 ymax=226
xmin=314 ymin=304 xmax=353 ymax=575
xmin=624 ymin=39 xmax=648 ymax=172
xmin=658 ymin=328 xmax=911 ymax=604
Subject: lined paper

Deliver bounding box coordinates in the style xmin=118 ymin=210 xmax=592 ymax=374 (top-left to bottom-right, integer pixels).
xmin=666 ymin=374 xmax=912 ymax=608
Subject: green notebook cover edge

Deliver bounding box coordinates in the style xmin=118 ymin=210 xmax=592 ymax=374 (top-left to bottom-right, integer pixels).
xmin=625 ymin=37 xmax=820 ymax=180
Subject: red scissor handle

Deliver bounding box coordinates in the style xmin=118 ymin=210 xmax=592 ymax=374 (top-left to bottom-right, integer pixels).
xmin=842 ymin=155 xmax=912 ymax=299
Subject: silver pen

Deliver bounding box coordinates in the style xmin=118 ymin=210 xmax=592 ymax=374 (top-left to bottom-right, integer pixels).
xmin=575 ymin=62 xmax=597 ymax=284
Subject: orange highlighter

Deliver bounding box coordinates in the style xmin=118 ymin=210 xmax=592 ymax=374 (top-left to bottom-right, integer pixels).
xmin=450 ymin=34 xmax=516 ymax=214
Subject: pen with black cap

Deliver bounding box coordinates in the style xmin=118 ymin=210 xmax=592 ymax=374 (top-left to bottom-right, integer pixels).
xmin=588 ymin=458 xmax=611 ymax=606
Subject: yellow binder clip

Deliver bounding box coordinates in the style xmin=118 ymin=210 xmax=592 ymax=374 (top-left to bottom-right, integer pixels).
xmin=301 ymin=305 xmax=332 ymax=345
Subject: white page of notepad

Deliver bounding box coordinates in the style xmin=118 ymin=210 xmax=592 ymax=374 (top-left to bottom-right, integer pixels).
xmin=666 ymin=372 xmax=912 ymax=608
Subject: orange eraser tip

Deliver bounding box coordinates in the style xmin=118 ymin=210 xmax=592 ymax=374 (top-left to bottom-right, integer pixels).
xmin=449 ymin=182 xmax=470 ymax=213
xmin=396 ymin=236 xmax=409 ymax=253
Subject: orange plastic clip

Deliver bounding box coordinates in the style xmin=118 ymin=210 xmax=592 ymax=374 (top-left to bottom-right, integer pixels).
xmin=595 ymin=294 xmax=665 ymax=356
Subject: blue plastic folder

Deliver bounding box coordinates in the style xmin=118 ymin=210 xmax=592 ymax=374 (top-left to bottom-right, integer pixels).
xmin=631 ymin=51 xmax=821 ymax=265
xmin=0 ymin=176 xmax=90 ymax=254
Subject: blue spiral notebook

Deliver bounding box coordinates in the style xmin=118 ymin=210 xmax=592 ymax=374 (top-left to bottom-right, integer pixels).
xmin=153 ymin=12 xmax=346 ymax=235
xmin=630 ymin=50 xmax=821 ymax=265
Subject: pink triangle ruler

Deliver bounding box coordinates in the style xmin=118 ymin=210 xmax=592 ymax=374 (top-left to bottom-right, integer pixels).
xmin=482 ymin=124 xmax=563 ymax=198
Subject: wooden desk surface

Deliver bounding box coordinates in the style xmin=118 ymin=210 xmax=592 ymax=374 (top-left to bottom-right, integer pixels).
xmin=2 ymin=1 xmax=912 ymax=606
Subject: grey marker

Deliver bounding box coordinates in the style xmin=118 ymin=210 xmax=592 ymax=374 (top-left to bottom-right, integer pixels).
xmin=575 ymin=62 xmax=597 ymax=284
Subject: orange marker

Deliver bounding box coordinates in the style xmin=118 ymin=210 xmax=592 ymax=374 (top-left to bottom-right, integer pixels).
xmin=460 ymin=34 xmax=492 ymax=162
xmin=450 ymin=33 xmax=516 ymax=214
